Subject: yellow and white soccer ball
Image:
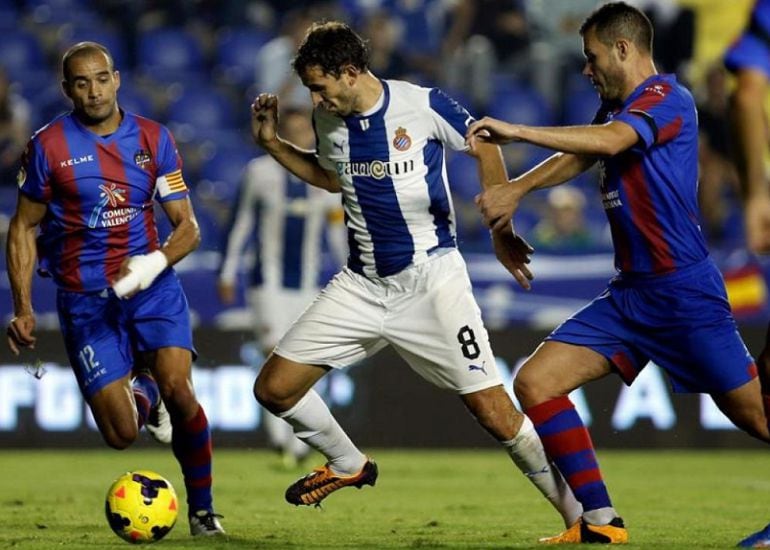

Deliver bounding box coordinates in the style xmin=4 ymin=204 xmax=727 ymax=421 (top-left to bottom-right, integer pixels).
xmin=105 ymin=470 xmax=178 ymax=544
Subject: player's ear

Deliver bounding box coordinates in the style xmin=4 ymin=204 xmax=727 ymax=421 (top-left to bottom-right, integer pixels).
xmin=341 ymin=64 xmax=360 ymax=85
xmin=114 ymin=70 xmax=121 ymax=91
xmin=615 ymin=39 xmax=630 ymax=61
xmin=61 ymin=79 xmax=72 ymax=100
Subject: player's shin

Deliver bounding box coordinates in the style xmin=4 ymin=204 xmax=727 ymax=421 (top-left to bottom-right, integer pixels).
xmin=502 ymin=415 xmax=582 ymax=527
xmin=132 ymin=373 xmax=159 ymax=429
xmin=277 ymin=389 xmax=366 ymax=475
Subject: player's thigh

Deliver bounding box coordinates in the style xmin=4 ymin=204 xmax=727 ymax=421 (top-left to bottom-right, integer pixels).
xmin=57 ymin=289 xmax=133 ymax=400
xmin=274 ymin=268 xmax=387 ymax=369
xmin=515 ymin=341 xmax=612 ymax=407
xmin=711 ymin=377 xmax=769 ymax=441
xmin=88 ymin=375 xmax=139 ymax=446
xmin=385 ymin=254 xmax=501 ymax=394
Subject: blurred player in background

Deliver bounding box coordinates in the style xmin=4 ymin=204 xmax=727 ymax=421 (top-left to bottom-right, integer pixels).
xmin=469 ymin=2 xmax=766 ymax=543
xmin=217 ymin=106 xmax=346 ymax=468
xmin=249 ymin=21 xmax=584 ymax=533
xmin=5 ymin=42 xmax=224 ymax=536
xmin=725 ymin=0 xmax=770 ymax=545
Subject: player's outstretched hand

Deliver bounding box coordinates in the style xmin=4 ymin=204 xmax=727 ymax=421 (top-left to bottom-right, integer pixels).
xmin=491 ymin=226 xmax=534 ymax=290
xmin=251 ymin=93 xmax=279 ymax=148
xmin=475 ymin=183 xmax=524 ymax=232
xmin=7 ymin=313 xmax=36 ymax=355
xmin=745 ymin=193 xmax=770 ymax=254
xmin=466 ymin=116 xmax=521 ymax=145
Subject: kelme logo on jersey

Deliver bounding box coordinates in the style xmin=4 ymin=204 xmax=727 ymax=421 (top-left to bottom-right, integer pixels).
xmin=134 ymin=149 xmax=152 ymax=169
xmin=392 ymin=127 xmax=412 ymax=151
xmin=336 ymin=159 xmax=416 ymax=180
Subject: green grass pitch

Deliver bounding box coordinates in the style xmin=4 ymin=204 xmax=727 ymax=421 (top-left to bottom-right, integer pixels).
xmin=1 ymin=449 xmax=768 ymax=548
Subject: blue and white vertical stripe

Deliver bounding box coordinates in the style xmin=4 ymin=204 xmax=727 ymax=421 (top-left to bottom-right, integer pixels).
xmin=315 ymin=79 xmax=473 ymax=278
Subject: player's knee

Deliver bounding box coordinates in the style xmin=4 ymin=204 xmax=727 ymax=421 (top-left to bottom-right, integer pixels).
xmin=253 ymin=372 xmax=289 ymax=413
xmin=159 ymin=379 xmax=197 ymax=419
xmin=102 ymin=422 xmax=138 ymax=450
xmin=739 ymin=413 xmax=770 ymax=443
xmin=513 ymin=364 xmax=540 ymax=408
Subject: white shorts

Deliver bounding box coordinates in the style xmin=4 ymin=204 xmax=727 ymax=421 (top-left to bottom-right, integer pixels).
xmin=249 ymin=286 xmax=319 ymax=350
xmin=275 ymin=249 xmax=502 ymax=394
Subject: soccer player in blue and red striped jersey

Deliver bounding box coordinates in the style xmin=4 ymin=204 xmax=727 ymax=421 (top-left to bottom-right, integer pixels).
xmin=469 ymin=1 xmax=768 ymax=544
xmin=5 ymin=42 xmax=224 ymax=536
xmin=724 ymin=1 xmax=770 ymax=546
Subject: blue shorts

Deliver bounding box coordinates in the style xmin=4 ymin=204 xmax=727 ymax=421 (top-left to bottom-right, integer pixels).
xmin=547 ymin=259 xmax=756 ymax=394
xmin=725 ymin=33 xmax=770 ymax=78
xmin=57 ymin=270 xmax=195 ymax=399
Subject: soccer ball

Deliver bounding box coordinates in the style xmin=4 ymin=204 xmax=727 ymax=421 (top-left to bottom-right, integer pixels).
xmin=105 ymin=470 xmax=178 ymax=544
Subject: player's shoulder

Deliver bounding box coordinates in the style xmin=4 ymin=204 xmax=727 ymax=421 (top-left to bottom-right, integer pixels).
xmin=124 ymin=111 xmax=172 ymax=134
xmin=639 ymin=75 xmax=692 ymax=106
xmin=29 ymin=112 xmax=70 ymax=144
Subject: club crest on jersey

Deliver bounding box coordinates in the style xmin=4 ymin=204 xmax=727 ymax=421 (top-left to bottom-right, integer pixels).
xmin=392 ymin=127 xmax=412 ymax=151
xmin=134 ymin=149 xmax=152 ymax=169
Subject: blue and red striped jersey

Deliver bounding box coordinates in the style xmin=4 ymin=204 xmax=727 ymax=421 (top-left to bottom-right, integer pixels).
xmin=593 ymin=73 xmax=706 ymax=277
xmin=18 ymin=111 xmax=189 ymax=292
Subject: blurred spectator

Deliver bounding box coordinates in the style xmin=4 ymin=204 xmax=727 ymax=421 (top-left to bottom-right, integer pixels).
xmin=626 ymin=0 xmax=694 ymax=77
xmin=442 ymin=0 xmax=530 ymax=110
xmin=361 ymin=10 xmax=410 ymax=80
xmin=217 ymin=107 xmax=345 ymax=467
xmin=255 ymin=9 xmax=316 ymax=108
xmin=0 ymin=66 xmax=31 ymax=187
xmin=530 ymin=186 xmax=606 ymax=253
xmin=696 ymin=64 xmax=742 ymax=247
xmin=525 ymin=0 xmax=597 ymax=110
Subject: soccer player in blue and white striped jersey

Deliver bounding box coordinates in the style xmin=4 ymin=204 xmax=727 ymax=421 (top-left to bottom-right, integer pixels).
xmin=248 ymin=20 xmax=582 ymax=530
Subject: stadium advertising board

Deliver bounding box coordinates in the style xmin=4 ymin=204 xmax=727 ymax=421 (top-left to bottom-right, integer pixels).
xmin=0 ymin=328 xmax=766 ymax=448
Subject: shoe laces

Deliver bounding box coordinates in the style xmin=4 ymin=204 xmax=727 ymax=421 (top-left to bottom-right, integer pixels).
xmin=302 ymin=466 xmax=336 ymax=488
xmin=192 ymin=511 xmax=224 ymax=528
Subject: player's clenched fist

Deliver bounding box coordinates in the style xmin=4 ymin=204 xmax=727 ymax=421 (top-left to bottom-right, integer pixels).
xmin=250 ymin=93 xmax=279 ymax=147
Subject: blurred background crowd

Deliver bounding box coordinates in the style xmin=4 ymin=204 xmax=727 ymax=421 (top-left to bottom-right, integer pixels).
xmin=0 ymin=0 xmax=764 ymax=327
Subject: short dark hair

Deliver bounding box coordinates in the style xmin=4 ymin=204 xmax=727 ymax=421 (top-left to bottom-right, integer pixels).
xmin=62 ymin=41 xmax=115 ymax=81
xmin=292 ymin=21 xmax=369 ymax=78
xmin=580 ymin=2 xmax=653 ymax=53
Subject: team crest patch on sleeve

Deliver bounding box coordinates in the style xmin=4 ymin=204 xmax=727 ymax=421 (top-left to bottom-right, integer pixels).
xmin=392 ymin=127 xmax=412 ymax=151
xmin=134 ymin=149 xmax=152 ymax=168
xmin=16 ymin=166 xmax=26 ymax=188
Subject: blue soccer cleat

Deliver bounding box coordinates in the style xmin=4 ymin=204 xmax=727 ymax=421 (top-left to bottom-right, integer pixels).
xmin=738 ymin=523 xmax=770 ymax=547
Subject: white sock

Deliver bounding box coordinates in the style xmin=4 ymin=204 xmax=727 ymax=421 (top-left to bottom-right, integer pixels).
xmin=582 ymin=507 xmax=618 ymax=526
xmin=277 ymin=389 xmax=366 ymax=475
xmin=502 ymin=415 xmax=583 ymax=527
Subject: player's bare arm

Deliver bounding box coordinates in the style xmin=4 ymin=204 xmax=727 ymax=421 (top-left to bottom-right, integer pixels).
xmin=468 ymin=118 xmax=638 ymax=157
xmin=477 ymin=152 xmax=595 ymax=231
xmin=6 ymin=193 xmax=46 ymax=355
xmin=466 ymin=141 xmax=534 ymax=288
xmin=731 ymin=68 xmax=770 ymax=254
xmin=250 ymin=93 xmax=341 ymax=193
xmin=113 ymin=197 xmax=200 ymax=299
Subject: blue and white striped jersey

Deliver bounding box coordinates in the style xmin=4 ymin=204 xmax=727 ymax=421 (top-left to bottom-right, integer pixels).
xmin=219 ymin=155 xmax=344 ymax=291
xmin=314 ymin=79 xmax=473 ymax=278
